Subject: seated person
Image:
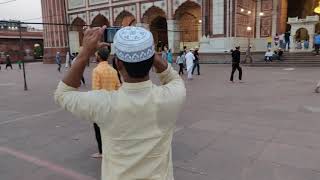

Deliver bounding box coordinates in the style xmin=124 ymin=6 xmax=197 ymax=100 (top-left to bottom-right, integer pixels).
xmin=265 ymin=49 xmax=274 ymax=62
xmin=296 ymin=40 xmax=302 ymax=49
xmin=274 ymin=48 xmax=284 ymax=61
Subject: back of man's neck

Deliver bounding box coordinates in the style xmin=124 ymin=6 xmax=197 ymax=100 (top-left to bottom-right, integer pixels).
xmin=124 ymin=76 xmax=150 ymax=83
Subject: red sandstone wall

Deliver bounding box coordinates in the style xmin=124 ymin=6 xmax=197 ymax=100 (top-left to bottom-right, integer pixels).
xmin=0 ymin=38 xmax=43 ymax=62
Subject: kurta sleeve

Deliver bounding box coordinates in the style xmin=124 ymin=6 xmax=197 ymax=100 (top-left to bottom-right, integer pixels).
xmin=54 ymin=81 xmax=111 ymax=124
xmin=157 ymin=64 xmax=186 ymax=102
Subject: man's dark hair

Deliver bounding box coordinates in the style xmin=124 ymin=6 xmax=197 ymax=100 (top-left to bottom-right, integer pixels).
xmin=97 ymin=48 xmax=110 ymax=61
xmin=236 ymin=46 xmax=240 ymax=50
xmin=121 ymin=55 xmax=154 ymax=78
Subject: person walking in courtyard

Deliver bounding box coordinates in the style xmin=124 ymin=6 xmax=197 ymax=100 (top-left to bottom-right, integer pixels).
xmin=176 ymin=51 xmax=185 ymax=75
xmin=161 ymin=46 xmax=168 ymax=61
xmin=185 ymin=48 xmax=195 ymax=80
xmin=54 ymin=26 xmax=186 ymax=180
xmin=5 ymin=55 xmax=13 ymax=70
xmin=314 ymin=33 xmax=320 ymax=55
xmin=285 ymin=31 xmax=291 ymax=51
xmin=55 ymin=52 xmax=61 ymax=72
xmin=192 ymin=47 xmax=200 ymax=75
xmin=167 ymin=49 xmax=173 ymax=64
xmin=65 ymin=51 xmax=71 ymax=70
xmin=230 ymin=46 xmax=242 ymax=82
xmin=91 ymin=47 xmax=121 ymax=158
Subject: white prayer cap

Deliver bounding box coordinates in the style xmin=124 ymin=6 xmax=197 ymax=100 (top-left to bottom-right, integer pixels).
xmin=114 ymin=26 xmax=155 ymax=63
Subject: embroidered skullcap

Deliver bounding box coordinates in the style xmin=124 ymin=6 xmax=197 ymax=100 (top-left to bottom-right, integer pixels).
xmin=114 ymin=26 xmax=155 ymax=63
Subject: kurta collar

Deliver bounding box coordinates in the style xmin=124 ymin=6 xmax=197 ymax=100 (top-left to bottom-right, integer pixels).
xmin=121 ymin=80 xmax=152 ymax=90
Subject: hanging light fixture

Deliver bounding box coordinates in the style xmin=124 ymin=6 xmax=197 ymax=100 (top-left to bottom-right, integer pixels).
xmin=314 ymin=1 xmax=320 ymax=14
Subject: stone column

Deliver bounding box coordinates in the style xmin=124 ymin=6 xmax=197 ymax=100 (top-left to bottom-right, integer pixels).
xmin=271 ymin=0 xmax=279 ymax=36
xmin=256 ymin=0 xmax=261 ymax=38
xmin=41 ymin=0 xmax=68 ymax=63
xmin=136 ymin=2 xmax=141 ymax=23
xmin=167 ymin=20 xmax=180 ymax=53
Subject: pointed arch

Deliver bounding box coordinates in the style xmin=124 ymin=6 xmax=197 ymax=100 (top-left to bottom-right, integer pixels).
xmin=114 ymin=11 xmax=136 ymax=27
xmin=91 ymin=14 xmax=110 ymax=27
xmin=142 ymin=6 xmax=168 ymax=49
xmin=174 ymin=0 xmax=201 ymax=42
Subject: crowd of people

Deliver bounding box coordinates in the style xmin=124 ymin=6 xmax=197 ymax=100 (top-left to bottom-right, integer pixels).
xmin=160 ymin=45 xmax=201 ymax=80
xmin=264 ymin=31 xmax=320 ymax=62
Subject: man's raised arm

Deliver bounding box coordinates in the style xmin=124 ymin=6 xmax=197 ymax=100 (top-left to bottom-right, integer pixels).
xmin=63 ymin=26 xmax=107 ymax=88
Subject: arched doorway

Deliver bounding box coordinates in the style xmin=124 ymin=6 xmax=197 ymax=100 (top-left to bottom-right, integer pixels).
xmin=150 ymin=17 xmax=168 ymax=52
xmin=294 ymin=28 xmax=309 ymax=49
xmin=295 ymin=28 xmax=309 ymax=41
xmin=91 ymin=14 xmax=110 ymax=27
xmin=174 ymin=1 xmax=201 ymax=48
xmin=70 ymin=17 xmax=86 ymax=53
xmin=278 ymin=0 xmax=316 ymax=34
xmin=143 ymin=6 xmax=168 ymax=51
xmin=114 ymin=11 xmax=136 ymax=27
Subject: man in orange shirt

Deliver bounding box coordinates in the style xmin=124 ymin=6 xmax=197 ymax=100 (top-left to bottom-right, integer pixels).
xmin=91 ymin=48 xmax=121 ymax=158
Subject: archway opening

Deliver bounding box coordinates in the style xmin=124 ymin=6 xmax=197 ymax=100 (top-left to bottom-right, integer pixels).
xmin=150 ymin=16 xmax=168 ymax=51
xmin=114 ymin=11 xmax=136 ymax=27
xmin=70 ymin=17 xmax=86 ymax=47
xmin=174 ymin=1 xmax=201 ymax=45
xmin=278 ymin=0 xmax=317 ymax=33
xmin=295 ymin=28 xmax=309 ymax=41
xmin=143 ymin=6 xmax=168 ymax=51
xmin=91 ymin=14 xmax=110 ymax=27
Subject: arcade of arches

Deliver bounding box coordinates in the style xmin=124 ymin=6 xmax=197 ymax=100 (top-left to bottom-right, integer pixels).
xmin=68 ymin=1 xmax=201 ymax=54
xmin=42 ymin=0 xmax=320 ymax=63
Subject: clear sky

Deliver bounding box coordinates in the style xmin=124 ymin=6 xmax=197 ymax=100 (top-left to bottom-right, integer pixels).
xmin=0 ymin=0 xmax=42 ymax=28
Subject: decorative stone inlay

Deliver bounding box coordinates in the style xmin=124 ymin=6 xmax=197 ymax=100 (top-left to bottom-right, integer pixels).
xmin=141 ymin=1 xmax=167 ymax=18
xmin=89 ymin=0 xmax=108 ymax=6
xmin=68 ymin=0 xmax=85 ymax=9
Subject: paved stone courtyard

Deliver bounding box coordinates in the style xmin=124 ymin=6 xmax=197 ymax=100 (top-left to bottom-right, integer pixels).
xmin=1 ymin=62 xmax=320 ymax=180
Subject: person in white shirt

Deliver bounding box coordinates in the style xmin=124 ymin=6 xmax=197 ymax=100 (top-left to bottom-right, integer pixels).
xmin=54 ymin=26 xmax=186 ymax=180
xmin=279 ymin=33 xmax=285 ymax=49
xmin=185 ymin=49 xmax=195 ymax=80
xmin=265 ymin=48 xmax=274 ymax=62
xmin=65 ymin=52 xmax=70 ymax=69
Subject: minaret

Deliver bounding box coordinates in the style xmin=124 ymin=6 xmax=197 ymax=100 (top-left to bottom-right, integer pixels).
xmin=41 ymin=0 xmax=68 ymax=63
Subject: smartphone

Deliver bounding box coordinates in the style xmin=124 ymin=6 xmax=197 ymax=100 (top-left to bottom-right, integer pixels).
xmin=104 ymin=27 xmax=121 ymax=43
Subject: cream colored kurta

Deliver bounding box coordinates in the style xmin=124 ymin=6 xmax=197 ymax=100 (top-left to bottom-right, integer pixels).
xmin=54 ymin=65 xmax=186 ymax=180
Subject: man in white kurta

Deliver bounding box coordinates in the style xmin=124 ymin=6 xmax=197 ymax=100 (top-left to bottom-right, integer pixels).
xmin=54 ymin=26 xmax=186 ymax=180
xmin=185 ymin=49 xmax=196 ymax=80
xmin=185 ymin=49 xmax=195 ymax=80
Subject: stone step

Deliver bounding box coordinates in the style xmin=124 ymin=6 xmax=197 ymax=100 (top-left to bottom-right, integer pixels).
xmin=247 ymin=62 xmax=320 ymax=67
